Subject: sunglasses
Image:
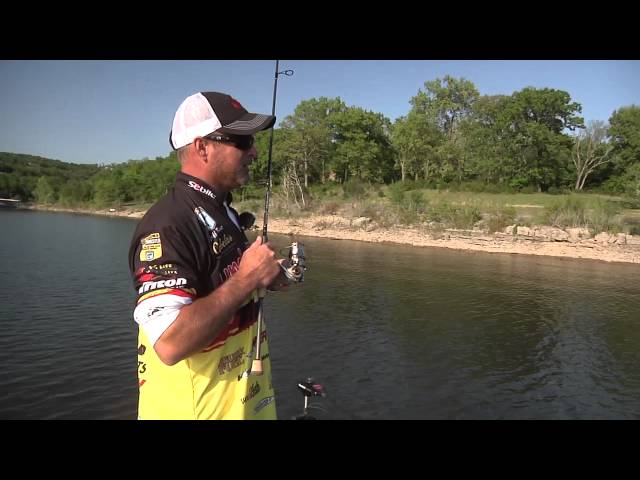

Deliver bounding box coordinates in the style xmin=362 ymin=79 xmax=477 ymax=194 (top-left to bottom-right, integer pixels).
xmin=205 ymin=134 xmax=254 ymax=151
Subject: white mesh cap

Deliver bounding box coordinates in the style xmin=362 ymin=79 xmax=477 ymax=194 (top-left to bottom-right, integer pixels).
xmin=169 ymin=92 xmax=276 ymax=150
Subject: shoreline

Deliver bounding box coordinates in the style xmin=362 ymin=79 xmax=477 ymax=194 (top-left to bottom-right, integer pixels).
xmin=20 ymin=204 xmax=640 ymax=265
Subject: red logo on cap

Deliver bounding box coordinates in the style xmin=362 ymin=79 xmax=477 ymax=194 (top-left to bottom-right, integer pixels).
xmin=230 ymin=97 xmax=243 ymax=109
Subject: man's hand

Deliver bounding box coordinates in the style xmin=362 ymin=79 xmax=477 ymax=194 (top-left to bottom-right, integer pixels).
xmin=237 ymin=237 xmax=281 ymax=290
xmin=268 ymin=259 xmax=292 ymax=292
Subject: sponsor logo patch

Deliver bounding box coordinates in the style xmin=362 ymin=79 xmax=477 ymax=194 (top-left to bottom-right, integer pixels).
xmin=254 ymin=395 xmax=275 ymax=414
xmin=138 ymin=277 xmax=187 ymax=294
xmin=145 ymin=264 xmax=177 ymax=275
xmin=230 ymin=97 xmax=243 ymax=110
xmin=241 ymin=382 xmax=261 ymax=405
xmin=139 ymin=233 xmax=162 ymax=262
xmin=195 ymin=206 xmax=224 ymax=239
xmin=212 ymin=234 xmax=234 ymax=255
xmin=189 ymin=181 xmax=216 ymax=199
xmin=216 ymin=347 xmax=245 ymax=376
xmin=222 ymin=259 xmax=241 ymax=281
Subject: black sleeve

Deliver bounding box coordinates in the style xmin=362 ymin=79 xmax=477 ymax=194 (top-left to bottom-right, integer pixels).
xmin=129 ymin=222 xmax=206 ymax=305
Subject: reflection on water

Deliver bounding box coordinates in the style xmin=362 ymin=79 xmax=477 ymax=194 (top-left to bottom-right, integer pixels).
xmin=1 ymin=210 xmax=639 ymax=419
xmin=265 ymin=234 xmax=640 ymax=420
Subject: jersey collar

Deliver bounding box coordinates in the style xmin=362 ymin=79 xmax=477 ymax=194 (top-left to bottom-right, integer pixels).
xmin=176 ymin=172 xmax=229 ymax=206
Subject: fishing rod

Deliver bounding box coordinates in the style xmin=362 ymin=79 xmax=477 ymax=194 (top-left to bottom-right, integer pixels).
xmin=261 ymin=60 xmax=292 ymax=243
xmin=251 ymin=60 xmax=304 ymax=375
xmin=246 ymin=63 xmax=341 ymax=421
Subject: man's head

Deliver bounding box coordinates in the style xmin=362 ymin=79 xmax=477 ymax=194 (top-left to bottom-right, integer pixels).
xmin=170 ymin=92 xmax=275 ymax=150
xmin=170 ymin=92 xmax=275 ymax=192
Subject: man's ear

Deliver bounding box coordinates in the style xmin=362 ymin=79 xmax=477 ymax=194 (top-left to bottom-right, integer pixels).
xmin=193 ymin=137 xmax=208 ymax=160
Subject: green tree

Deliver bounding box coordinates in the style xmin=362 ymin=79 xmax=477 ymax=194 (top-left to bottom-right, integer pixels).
xmin=410 ymin=75 xmax=480 ymax=139
xmin=0 ymin=152 xmax=99 ymax=201
xmin=608 ymin=105 xmax=640 ymax=176
xmin=492 ymin=88 xmax=583 ymax=191
xmin=33 ymin=176 xmax=56 ymax=203
xmin=458 ymin=95 xmax=511 ymax=185
xmin=0 ymin=173 xmax=22 ymax=198
xmin=58 ymin=180 xmax=82 ymax=206
xmin=391 ymin=111 xmax=443 ymax=181
xmin=280 ymin=97 xmax=347 ymax=186
xmin=92 ymin=169 xmax=122 ymax=206
xmin=409 ymin=75 xmax=480 ymax=182
xmin=331 ymin=107 xmax=394 ymax=183
xmin=277 ymin=127 xmax=310 ymax=207
xmin=250 ymin=128 xmax=290 ymax=190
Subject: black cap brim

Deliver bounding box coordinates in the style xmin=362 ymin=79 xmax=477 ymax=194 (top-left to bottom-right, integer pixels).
xmin=216 ymin=113 xmax=276 ymax=135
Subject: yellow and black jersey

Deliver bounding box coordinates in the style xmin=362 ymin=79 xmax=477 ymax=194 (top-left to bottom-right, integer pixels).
xmin=128 ymin=172 xmax=276 ymax=420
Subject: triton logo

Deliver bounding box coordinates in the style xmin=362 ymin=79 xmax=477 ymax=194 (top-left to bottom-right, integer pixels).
xmin=254 ymin=396 xmax=275 ymax=414
xmin=138 ymin=277 xmax=187 ymax=294
xmin=188 ymin=180 xmax=215 ymax=199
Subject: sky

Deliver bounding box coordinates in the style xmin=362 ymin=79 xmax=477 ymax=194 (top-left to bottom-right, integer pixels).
xmin=1 ymin=60 xmax=638 ymax=165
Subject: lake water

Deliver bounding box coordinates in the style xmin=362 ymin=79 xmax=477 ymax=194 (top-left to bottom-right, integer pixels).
xmin=1 ymin=209 xmax=639 ymax=419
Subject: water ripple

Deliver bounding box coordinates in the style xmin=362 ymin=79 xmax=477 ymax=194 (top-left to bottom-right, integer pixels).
xmin=2 ymin=212 xmax=640 ymax=419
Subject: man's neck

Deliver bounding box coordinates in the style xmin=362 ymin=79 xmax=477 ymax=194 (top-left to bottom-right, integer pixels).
xmin=180 ymin=168 xmax=229 ymax=200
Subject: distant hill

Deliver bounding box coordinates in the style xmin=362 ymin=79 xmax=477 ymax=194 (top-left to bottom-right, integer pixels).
xmin=0 ymin=152 xmax=100 ymax=201
xmin=0 ymin=152 xmax=100 ymax=176
xmin=0 ymin=151 xmax=179 ymax=206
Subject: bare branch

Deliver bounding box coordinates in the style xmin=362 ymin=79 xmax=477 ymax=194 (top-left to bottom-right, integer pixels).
xmin=571 ymin=121 xmax=612 ymax=190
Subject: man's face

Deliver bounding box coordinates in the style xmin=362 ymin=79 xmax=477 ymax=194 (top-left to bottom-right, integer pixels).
xmin=206 ymin=135 xmax=257 ymax=191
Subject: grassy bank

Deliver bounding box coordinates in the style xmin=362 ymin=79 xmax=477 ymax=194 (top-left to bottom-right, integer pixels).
xmin=25 ymin=182 xmax=640 ymax=237
xmin=233 ymin=182 xmax=640 ymax=236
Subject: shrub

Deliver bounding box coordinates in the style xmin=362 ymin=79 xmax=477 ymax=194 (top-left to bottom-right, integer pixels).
xmin=544 ymin=196 xmax=587 ymax=228
xmin=319 ymin=201 xmax=341 ymax=215
xmin=519 ymin=185 xmax=538 ymax=194
xmin=388 ymin=182 xmax=406 ymax=205
xmin=408 ymin=190 xmax=427 ymax=213
xmin=428 ymin=201 xmax=481 ymax=229
xmin=543 ymin=196 xmax=623 ymax=233
xmin=485 ymin=205 xmax=517 ymax=233
xmin=588 ymin=199 xmax=622 ymax=234
xmin=342 ymin=179 xmax=367 ymax=199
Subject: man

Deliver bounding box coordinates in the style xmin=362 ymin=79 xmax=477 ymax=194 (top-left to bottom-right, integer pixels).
xmin=128 ymin=91 xmax=288 ymax=419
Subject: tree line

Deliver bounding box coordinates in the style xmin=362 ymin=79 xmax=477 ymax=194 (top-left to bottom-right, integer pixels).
xmin=0 ymin=151 xmax=180 ymax=206
xmin=1 ymin=75 xmax=638 ymax=206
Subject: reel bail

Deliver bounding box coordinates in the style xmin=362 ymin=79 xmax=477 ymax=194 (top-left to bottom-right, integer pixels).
xmin=282 ymin=242 xmax=306 ymax=282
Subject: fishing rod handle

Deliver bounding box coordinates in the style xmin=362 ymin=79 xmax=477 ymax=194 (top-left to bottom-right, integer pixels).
xmin=251 ymin=359 xmax=264 ymax=375
xmin=250 ymin=298 xmax=265 ymax=376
